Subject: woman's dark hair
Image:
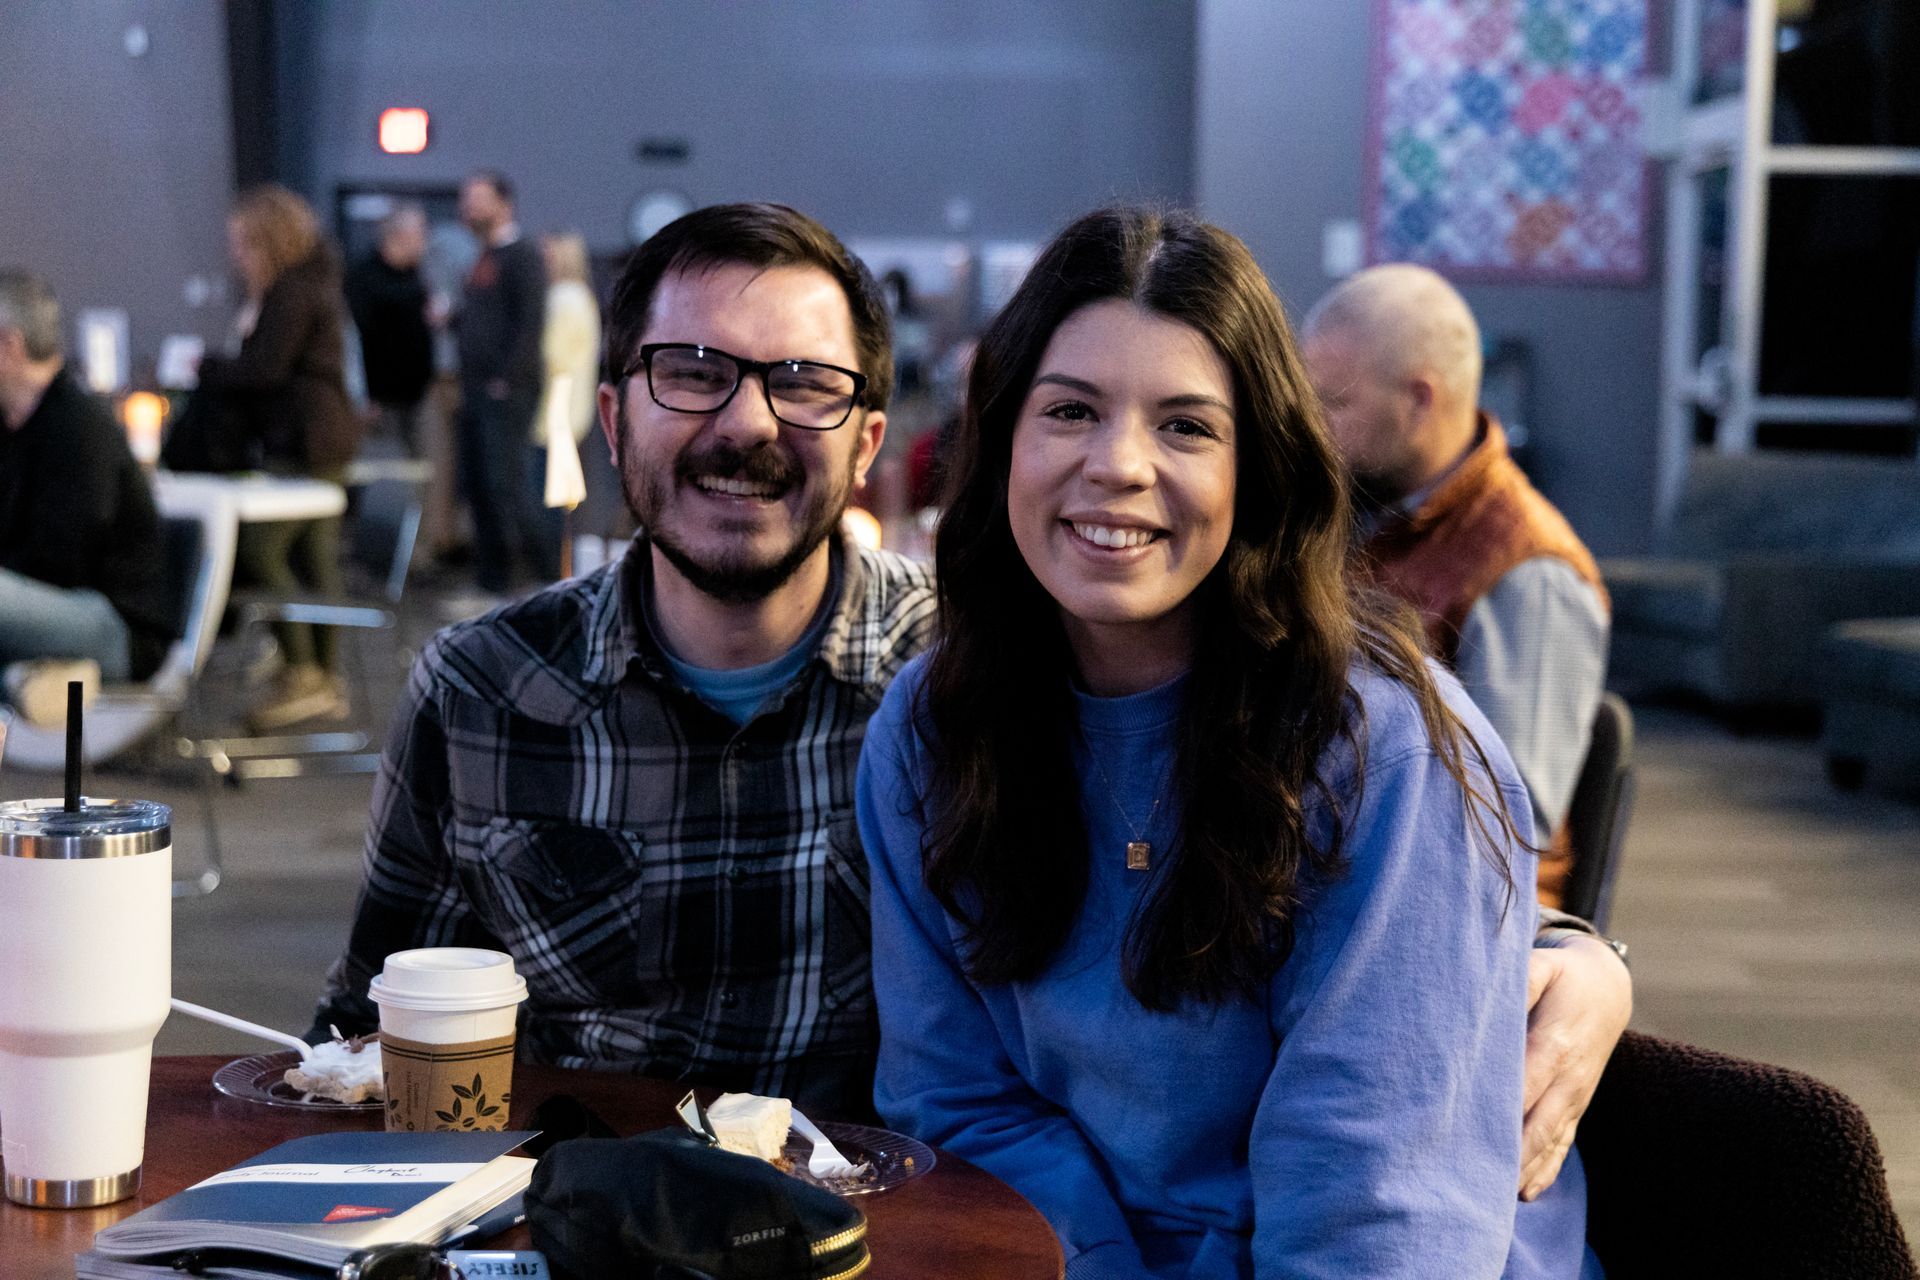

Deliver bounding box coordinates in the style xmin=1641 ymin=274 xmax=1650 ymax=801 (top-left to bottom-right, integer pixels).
xmin=920 ymin=207 xmax=1517 ymax=1009
xmin=603 ymin=202 xmax=894 ymax=410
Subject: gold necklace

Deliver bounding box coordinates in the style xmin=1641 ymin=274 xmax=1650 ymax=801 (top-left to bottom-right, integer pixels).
xmin=1089 ymin=753 xmax=1170 ymax=871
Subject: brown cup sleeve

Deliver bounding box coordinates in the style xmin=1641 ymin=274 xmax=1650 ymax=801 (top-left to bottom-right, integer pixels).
xmin=380 ymin=1030 xmax=517 ymax=1132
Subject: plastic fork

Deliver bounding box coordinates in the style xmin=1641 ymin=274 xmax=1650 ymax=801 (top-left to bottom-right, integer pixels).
xmin=791 ymin=1108 xmax=868 ymax=1179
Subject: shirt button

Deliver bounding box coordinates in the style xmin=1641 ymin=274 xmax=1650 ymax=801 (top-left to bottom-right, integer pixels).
xmin=724 ymin=864 xmax=740 ymax=881
xmin=719 ymin=989 xmax=738 ymax=1009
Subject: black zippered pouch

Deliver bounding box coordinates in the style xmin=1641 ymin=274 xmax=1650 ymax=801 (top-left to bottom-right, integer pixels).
xmin=526 ymin=1129 xmax=869 ymax=1280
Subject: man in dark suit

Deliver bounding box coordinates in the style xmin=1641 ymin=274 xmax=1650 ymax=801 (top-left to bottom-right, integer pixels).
xmin=454 ymin=170 xmax=547 ymax=593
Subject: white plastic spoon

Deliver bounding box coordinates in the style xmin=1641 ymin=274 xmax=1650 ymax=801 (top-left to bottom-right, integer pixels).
xmin=169 ymin=998 xmax=312 ymax=1061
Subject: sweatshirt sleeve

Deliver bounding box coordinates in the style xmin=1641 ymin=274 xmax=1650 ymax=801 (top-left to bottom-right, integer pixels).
xmin=1453 ymin=557 xmax=1608 ymax=838
xmin=857 ymin=684 xmax=1155 ymax=1280
xmin=1249 ymin=742 xmax=1536 ymax=1278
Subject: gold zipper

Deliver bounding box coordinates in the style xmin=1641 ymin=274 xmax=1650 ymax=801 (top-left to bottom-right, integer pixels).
xmin=817 ymin=1250 xmax=872 ymax=1280
xmin=810 ymin=1221 xmax=869 ymax=1257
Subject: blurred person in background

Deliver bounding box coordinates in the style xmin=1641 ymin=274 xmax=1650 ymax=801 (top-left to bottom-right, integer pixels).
xmin=344 ymin=201 xmax=433 ymax=454
xmin=880 ymin=267 xmax=932 ymax=398
xmin=1301 ymin=265 xmax=1634 ymax=1203
xmin=1305 ymin=267 xmax=1632 ymax=1204
xmin=1303 ymin=265 xmax=1609 ymax=908
xmin=198 ymin=184 xmax=361 ymax=730
xmin=531 ymin=231 xmax=601 ymax=577
xmin=454 ymin=169 xmax=546 ymax=595
xmin=417 ymin=218 xmax=480 ymax=567
xmin=0 ymin=270 xmax=172 ymax=723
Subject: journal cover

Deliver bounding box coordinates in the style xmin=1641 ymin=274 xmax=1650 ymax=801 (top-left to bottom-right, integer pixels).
xmin=81 ymin=1129 xmax=535 ymax=1274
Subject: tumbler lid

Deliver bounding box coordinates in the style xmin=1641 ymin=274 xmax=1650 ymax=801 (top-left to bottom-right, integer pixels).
xmin=0 ymin=798 xmax=171 ymax=859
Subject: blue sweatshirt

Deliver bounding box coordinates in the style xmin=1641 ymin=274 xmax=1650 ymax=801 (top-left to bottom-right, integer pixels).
xmin=856 ymin=655 xmax=1598 ymax=1279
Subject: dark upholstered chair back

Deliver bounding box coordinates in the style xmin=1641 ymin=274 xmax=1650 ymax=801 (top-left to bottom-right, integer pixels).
xmin=1580 ymin=1031 xmax=1916 ymax=1278
xmin=1562 ymin=693 xmax=1634 ymax=931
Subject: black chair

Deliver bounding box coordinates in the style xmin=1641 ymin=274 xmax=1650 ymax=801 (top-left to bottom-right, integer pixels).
xmin=1561 ymin=693 xmax=1635 ymax=931
xmin=1580 ymin=1031 xmax=1917 ymax=1278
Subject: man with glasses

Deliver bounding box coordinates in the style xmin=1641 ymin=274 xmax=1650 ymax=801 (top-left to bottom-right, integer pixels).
xmin=313 ymin=205 xmax=1629 ymax=1195
xmin=313 ymin=204 xmax=926 ymax=1115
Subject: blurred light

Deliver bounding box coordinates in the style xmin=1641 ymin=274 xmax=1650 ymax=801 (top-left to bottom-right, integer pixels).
xmin=379 ymin=108 xmax=429 ymax=155
xmin=122 ymin=392 xmax=168 ymax=466
xmin=842 ymin=507 xmax=883 ymax=550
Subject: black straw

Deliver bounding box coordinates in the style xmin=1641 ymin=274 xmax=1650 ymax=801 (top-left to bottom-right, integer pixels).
xmin=63 ymin=680 xmax=82 ymax=813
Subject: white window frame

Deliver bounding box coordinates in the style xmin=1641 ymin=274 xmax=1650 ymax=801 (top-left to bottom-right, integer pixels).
xmin=1656 ymin=0 xmax=1920 ymax=529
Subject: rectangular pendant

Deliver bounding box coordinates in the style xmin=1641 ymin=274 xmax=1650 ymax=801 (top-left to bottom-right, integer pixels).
xmin=1126 ymin=841 xmax=1152 ymax=871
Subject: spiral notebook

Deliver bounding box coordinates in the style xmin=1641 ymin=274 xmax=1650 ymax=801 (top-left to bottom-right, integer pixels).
xmin=75 ymin=1130 xmax=535 ymax=1278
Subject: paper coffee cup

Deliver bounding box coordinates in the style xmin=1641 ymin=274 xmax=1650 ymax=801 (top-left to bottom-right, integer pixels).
xmin=370 ymin=948 xmax=527 ymax=1133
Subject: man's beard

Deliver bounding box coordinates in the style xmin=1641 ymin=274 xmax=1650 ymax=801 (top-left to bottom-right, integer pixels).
xmin=618 ymin=410 xmax=855 ymax=605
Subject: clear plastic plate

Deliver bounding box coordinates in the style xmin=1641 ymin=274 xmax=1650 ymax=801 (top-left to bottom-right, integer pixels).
xmin=212 ymin=1049 xmax=385 ymax=1113
xmin=780 ymin=1121 xmax=935 ymax=1196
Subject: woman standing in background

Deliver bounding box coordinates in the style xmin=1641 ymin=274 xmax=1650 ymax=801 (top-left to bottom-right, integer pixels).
xmin=199 ymin=184 xmax=360 ymax=730
xmin=531 ymin=231 xmax=600 ymax=578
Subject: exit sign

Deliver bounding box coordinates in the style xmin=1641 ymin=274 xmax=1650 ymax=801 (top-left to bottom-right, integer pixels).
xmin=379 ymin=108 xmax=429 ymax=155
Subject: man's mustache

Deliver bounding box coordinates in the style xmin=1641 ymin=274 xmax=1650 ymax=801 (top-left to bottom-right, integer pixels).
xmin=674 ymin=441 xmax=802 ymax=491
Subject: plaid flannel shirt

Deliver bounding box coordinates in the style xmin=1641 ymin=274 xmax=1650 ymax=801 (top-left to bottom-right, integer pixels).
xmin=314 ymin=534 xmax=936 ymax=1114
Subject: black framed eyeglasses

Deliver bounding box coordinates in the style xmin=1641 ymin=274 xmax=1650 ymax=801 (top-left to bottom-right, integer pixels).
xmin=625 ymin=343 xmax=868 ymax=431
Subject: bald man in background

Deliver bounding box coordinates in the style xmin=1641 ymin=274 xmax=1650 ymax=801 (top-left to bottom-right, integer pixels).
xmin=1303 ymin=265 xmax=1609 ymax=906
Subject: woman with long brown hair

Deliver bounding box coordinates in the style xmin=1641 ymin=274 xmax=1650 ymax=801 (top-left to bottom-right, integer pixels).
xmin=197 ymin=184 xmax=360 ymax=728
xmin=855 ymin=209 xmax=1595 ymax=1276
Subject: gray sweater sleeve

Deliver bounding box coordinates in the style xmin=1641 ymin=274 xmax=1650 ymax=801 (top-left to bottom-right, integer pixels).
xmin=1454 ymin=556 xmax=1609 ymax=839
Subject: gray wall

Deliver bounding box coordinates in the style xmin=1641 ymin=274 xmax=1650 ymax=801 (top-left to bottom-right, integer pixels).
xmin=0 ymin=2 xmax=236 ymax=369
xmin=281 ymin=0 xmax=1195 ymax=246
xmin=1194 ymin=0 xmax=1662 ymax=554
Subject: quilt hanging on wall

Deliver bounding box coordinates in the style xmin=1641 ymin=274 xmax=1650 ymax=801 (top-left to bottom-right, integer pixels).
xmin=1367 ymin=0 xmax=1651 ymax=283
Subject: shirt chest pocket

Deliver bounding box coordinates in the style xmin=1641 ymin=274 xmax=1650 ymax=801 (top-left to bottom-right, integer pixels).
xmin=449 ymin=818 xmax=655 ymax=1004
xmin=818 ymin=812 xmax=873 ymax=1012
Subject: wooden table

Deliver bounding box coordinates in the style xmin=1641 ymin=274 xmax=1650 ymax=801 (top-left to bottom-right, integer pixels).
xmin=1 ymin=1056 xmax=1062 ymax=1279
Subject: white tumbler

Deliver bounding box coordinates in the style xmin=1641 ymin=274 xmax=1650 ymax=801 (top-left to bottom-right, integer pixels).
xmin=0 ymin=798 xmax=171 ymax=1207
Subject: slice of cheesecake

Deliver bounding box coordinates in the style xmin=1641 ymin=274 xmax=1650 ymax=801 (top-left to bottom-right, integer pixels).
xmin=705 ymin=1092 xmax=793 ymax=1162
xmin=284 ymin=1036 xmax=384 ymax=1104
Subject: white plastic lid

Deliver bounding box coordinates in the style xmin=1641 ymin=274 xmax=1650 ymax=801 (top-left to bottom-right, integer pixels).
xmin=368 ymin=947 xmax=529 ymax=1012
